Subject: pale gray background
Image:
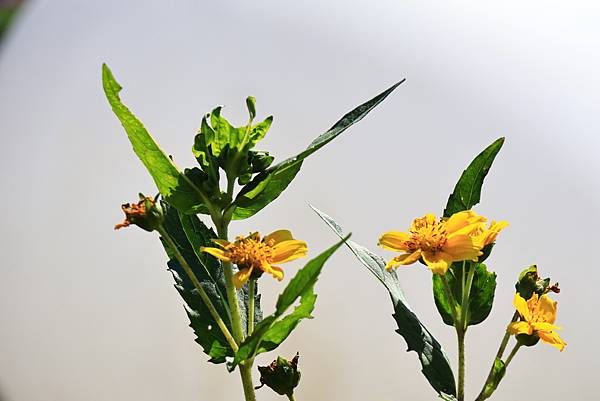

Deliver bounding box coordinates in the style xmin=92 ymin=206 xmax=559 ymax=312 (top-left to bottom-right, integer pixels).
xmin=0 ymin=1 xmax=598 ymax=400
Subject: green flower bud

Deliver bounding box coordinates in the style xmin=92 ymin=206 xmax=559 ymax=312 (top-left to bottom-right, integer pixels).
xmin=256 ymin=353 xmax=301 ymax=397
xmin=515 ymin=265 xmax=558 ymax=299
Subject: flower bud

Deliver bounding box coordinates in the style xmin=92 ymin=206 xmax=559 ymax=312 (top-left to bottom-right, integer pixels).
xmin=256 ymin=353 xmax=301 ymax=397
xmin=515 ymin=265 xmax=557 ymax=299
xmin=114 ymin=193 xmax=164 ymax=232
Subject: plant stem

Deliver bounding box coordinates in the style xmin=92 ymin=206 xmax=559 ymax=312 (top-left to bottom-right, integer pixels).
xmin=457 ymin=327 xmax=466 ymax=401
xmin=504 ymin=343 xmax=521 ymax=368
xmin=239 ymin=363 xmax=257 ymax=401
xmin=215 ymin=215 xmax=258 ymax=401
xmin=440 ymin=274 xmax=460 ymax=323
xmin=248 ymin=279 xmax=256 ymax=336
xmin=462 ymin=263 xmax=476 ymax=330
xmin=157 ymin=226 xmax=238 ymax=352
xmin=287 ymin=394 xmax=296 ymax=401
xmin=474 ymin=311 xmax=520 ymax=401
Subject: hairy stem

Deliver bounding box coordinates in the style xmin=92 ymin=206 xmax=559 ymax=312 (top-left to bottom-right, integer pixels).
xmin=157 ymin=226 xmax=238 ymax=352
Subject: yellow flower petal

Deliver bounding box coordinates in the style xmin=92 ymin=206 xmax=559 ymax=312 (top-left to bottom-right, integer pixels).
xmin=538 ymin=294 xmax=558 ymax=324
xmin=445 ymin=210 xmax=486 ymax=234
xmin=233 ymin=267 xmax=254 ymax=289
xmin=513 ymin=293 xmax=531 ymax=321
xmin=378 ymin=231 xmax=411 ymax=251
xmin=261 ymin=260 xmax=284 ymax=281
xmin=265 ymin=230 xmax=294 ymax=244
xmin=443 ymin=234 xmax=482 ymax=261
xmin=200 ymin=246 xmax=232 ymax=262
xmin=507 ymin=321 xmax=533 ymax=335
xmin=538 ymin=330 xmax=567 ymax=351
xmin=212 ymin=239 xmax=231 ymax=248
xmin=532 ymin=322 xmax=562 ymax=332
xmin=270 ymin=240 xmax=308 ymax=263
xmin=385 ymin=250 xmax=421 ymax=270
xmin=422 ymin=251 xmax=452 ymax=275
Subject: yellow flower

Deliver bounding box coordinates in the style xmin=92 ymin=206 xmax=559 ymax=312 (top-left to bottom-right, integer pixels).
xmin=378 ymin=210 xmax=505 ymax=275
xmin=507 ymin=293 xmax=566 ymax=351
xmin=200 ymin=230 xmax=308 ymax=289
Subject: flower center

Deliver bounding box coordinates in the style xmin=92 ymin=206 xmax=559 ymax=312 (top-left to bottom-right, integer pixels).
xmin=528 ymin=299 xmax=549 ymax=323
xmin=407 ymin=217 xmax=448 ymax=252
xmin=228 ymin=234 xmax=275 ymax=269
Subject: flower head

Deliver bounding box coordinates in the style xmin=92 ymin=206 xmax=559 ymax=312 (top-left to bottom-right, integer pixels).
xmin=201 ymin=230 xmax=307 ymax=288
xmin=378 ymin=210 xmax=507 ymax=275
xmin=507 ymin=293 xmax=566 ymax=351
xmin=115 ymin=194 xmax=163 ymax=232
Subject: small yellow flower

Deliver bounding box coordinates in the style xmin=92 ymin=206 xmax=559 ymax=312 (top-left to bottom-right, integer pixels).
xmin=201 ymin=230 xmax=308 ymax=289
xmin=378 ymin=210 xmax=506 ymax=275
xmin=507 ymin=293 xmax=566 ymax=351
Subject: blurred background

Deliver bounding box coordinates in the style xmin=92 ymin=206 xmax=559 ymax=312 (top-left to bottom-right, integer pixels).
xmin=0 ymin=0 xmax=598 ymax=400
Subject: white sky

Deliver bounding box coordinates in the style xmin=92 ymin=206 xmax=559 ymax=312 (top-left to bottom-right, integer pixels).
xmin=0 ymin=1 xmax=598 ymax=400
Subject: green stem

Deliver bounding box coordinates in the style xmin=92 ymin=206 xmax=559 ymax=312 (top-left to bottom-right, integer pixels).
xmin=215 ymin=215 xmax=257 ymax=401
xmin=157 ymin=226 xmax=238 ymax=352
xmin=440 ymin=274 xmax=460 ymax=323
xmin=248 ymin=279 xmax=256 ymax=336
xmin=215 ymin=222 xmax=245 ymax=344
xmin=287 ymin=394 xmax=296 ymax=401
xmin=504 ymin=343 xmax=521 ymax=368
xmin=239 ymin=363 xmax=257 ymax=401
xmin=457 ymin=327 xmax=466 ymax=401
xmin=462 ymin=263 xmax=476 ymax=330
xmin=474 ymin=311 xmax=520 ymax=401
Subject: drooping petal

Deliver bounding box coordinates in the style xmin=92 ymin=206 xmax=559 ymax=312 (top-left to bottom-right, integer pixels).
xmin=270 ymin=240 xmax=308 ymax=263
xmin=378 ymin=231 xmax=411 ymax=251
xmin=513 ymin=293 xmax=532 ymax=321
xmin=265 ymin=230 xmax=294 ymax=244
xmin=233 ymin=266 xmax=254 ymax=289
xmin=538 ymin=294 xmax=558 ymax=324
xmin=385 ymin=250 xmax=421 ymax=270
xmin=443 ymin=234 xmax=482 ymax=261
xmin=538 ymin=330 xmax=567 ymax=351
xmin=261 ymin=260 xmax=284 ymax=281
xmin=200 ymin=246 xmax=232 ymax=262
xmin=422 ymin=251 xmax=452 ymax=275
xmin=507 ymin=321 xmax=533 ymax=335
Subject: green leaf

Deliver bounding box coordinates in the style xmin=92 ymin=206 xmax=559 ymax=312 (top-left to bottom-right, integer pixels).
xmin=443 ymin=137 xmax=504 ymax=217
xmin=311 ymin=206 xmax=457 ymax=397
xmin=439 ymin=393 xmax=459 ymax=401
xmin=432 ymin=262 xmax=497 ymax=327
xmin=230 ymin=80 xmax=406 ymax=220
xmin=480 ymin=358 xmax=506 ymax=400
xmin=102 ymin=64 xmax=208 ymax=214
xmin=160 ymin=203 xmax=262 ymax=363
xmin=232 ymin=237 xmax=346 ymax=366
